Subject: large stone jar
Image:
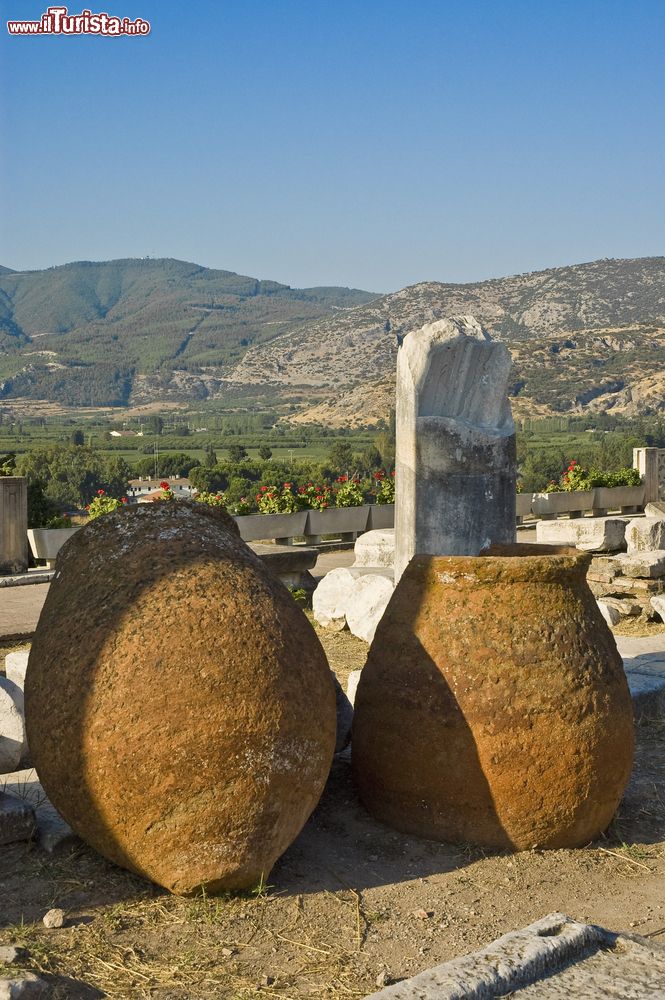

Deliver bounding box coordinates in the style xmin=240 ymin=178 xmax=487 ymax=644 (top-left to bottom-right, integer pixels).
xmin=352 ymin=544 xmax=634 ymax=850
xmin=25 ymin=502 xmax=336 ymax=894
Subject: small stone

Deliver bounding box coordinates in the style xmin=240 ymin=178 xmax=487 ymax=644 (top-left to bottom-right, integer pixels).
xmin=0 ymin=792 xmax=35 ymax=847
xmin=412 ymin=908 xmax=433 ymax=920
xmin=597 ymin=600 xmax=621 ymax=626
xmin=346 ymin=669 xmax=362 ymax=707
xmin=375 ymin=969 xmax=391 ymax=988
xmin=221 ymin=947 xmax=235 ymax=957
xmin=0 ymin=947 xmax=29 ymax=965
xmin=42 ymin=908 xmax=65 ymax=929
xmin=260 ymin=975 xmax=275 ymax=987
xmin=0 ymin=973 xmax=49 ymax=998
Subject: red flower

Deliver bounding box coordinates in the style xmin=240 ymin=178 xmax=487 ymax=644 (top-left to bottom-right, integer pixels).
xmin=337 ymin=475 xmax=348 ymax=483
xmin=391 ymin=470 xmax=395 ymax=477
xmin=121 ymin=497 xmax=128 ymax=504
xmin=260 ymin=485 xmax=268 ymax=491
xmin=373 ymin=471 xmax=384 ymax=480
xmin=352 ymin=478 xmax=360 ymax=484
xmin=160 ymin=481 xmax=170 ymax=490
xmin=97 ymin=489 xmax=105 ymax=496
xmin=283 ymin=482 xmax=292 ymax=489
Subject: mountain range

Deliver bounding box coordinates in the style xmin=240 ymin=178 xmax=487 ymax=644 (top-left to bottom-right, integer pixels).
xmin=0 ymin=256 xmax=664 ymax=424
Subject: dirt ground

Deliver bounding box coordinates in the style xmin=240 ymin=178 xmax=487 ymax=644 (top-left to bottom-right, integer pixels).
xmin=0 ymin=623 xmax=664 ymax=999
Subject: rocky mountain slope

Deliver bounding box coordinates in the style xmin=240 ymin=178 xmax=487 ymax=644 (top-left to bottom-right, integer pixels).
xmin=0 ymin=256 xmax=663 ymax=423
xmin=223 ymin=257 xmax=665 ymax=425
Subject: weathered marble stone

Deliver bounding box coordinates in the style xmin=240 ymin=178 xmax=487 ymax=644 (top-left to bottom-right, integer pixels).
xmin=25 ymin=502 xmax=336 ymax=895
xmin=644 ymin=501 xmax=665 ymax=518
xmin=346 ymin=574 xmax=395 ymax=643
xmin=394 ymin=316 xmax=516 ymax=581
xmin=353 ymin=529 xmax=395 ymax=568
xmin=0 ymin=678 xmax=26 ymax=773
xmin=626 ymin=517 xmax=665 ymax=553
xmin=4 ymin=651 xmax=29 ymax=691
xmin=313 ymin=567 xmax=356 ymax=630
xmin=650 ymin=595 xmax=665 ymax=621
xmin=614 ymin=551 xmax=665 ymax=579
xmin=353 ymin=544 xmax=633 ymax=849
xmin=313 ymin=566 xmax=393 ymax=632
xmin=536 ymin=516 xmax=626 ymax=553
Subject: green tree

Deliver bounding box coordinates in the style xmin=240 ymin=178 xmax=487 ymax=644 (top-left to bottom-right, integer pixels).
xmin=70 ymin=429 xmax=85 ymax=446
xmin=258 ymin=445 xmax=273 ymax=461
xmin=203 ymin=443 xmax=217 ymax=467
xmin=146 ymin=415 xmax=164 ymax=436
xmin=327 ymin=441 xmax=354 ymax=472
xmin=227 ymin=444 xmax=248 ymax=462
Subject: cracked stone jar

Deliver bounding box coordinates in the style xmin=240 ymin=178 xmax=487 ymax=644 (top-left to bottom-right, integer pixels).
xmin=352 ymin=544 xmax=634 ymax=850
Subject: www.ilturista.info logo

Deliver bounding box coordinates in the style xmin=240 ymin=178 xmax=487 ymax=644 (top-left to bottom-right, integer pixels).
xmin=7 ymin=6 xmax=150 ymax=35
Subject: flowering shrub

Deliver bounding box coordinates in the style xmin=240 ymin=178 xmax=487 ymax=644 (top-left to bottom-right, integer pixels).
xmin=256 ymin=484 xmax=299 ymax=514
xmin=233 ymin=497 xmax=252 ymax=516
xmin=373 ymin=470 xmax=395 ymax=504
xmin=194 ymin=490 xmax=227 ymax=508
xmin=538 ymin=461 xmax=644 ymax=494
xmin=45 ymin=513 xmax=73 ymax=529
xmin=296 ymin=482 xmax=332 ymax=510
xmin=158 ymin=481 xmax=175 ymax=501
xmin=560 ymin=461 xmax=641 ymax=492
xmin=334 ymin=476 xmax=365 ymax=507
xmin=86 ymin=489 xmax=128 ymax=520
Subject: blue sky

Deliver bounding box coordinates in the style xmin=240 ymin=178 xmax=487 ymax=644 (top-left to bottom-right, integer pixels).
xmin=1 ymin=0 xmax=663 ymax=291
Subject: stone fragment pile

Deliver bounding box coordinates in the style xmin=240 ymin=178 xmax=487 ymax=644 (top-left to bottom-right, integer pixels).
xmin=313 ymin=529 xmax=395 ymax=642
xmin=538 ymin=502 xmax=665 ymax=625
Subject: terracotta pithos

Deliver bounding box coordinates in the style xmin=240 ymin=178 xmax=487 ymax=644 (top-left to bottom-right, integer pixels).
xmin=25 ymin=502 xmax=336 ymax=894
xmin=352 ymin=544 xmax=634 ymax=850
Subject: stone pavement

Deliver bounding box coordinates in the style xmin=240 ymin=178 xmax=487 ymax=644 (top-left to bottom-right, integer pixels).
xmin=616 ymin=634 xmax=665 ymax=720
xmin=0 ymin=584 xmax=50 ymax=642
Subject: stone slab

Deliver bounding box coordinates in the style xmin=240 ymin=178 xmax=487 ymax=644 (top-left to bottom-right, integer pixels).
xmin=0 ymin=790 xmax=35 ymax=845
xmin=614 ymin=551 xmax=665 ymax=579
xmin=364 ymin=912 xmax=665 ymax=999
xmin=535 ymin=516 xmax=627 ymax=552
xmin=625 ymin=517 xmax=665 ymax=553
